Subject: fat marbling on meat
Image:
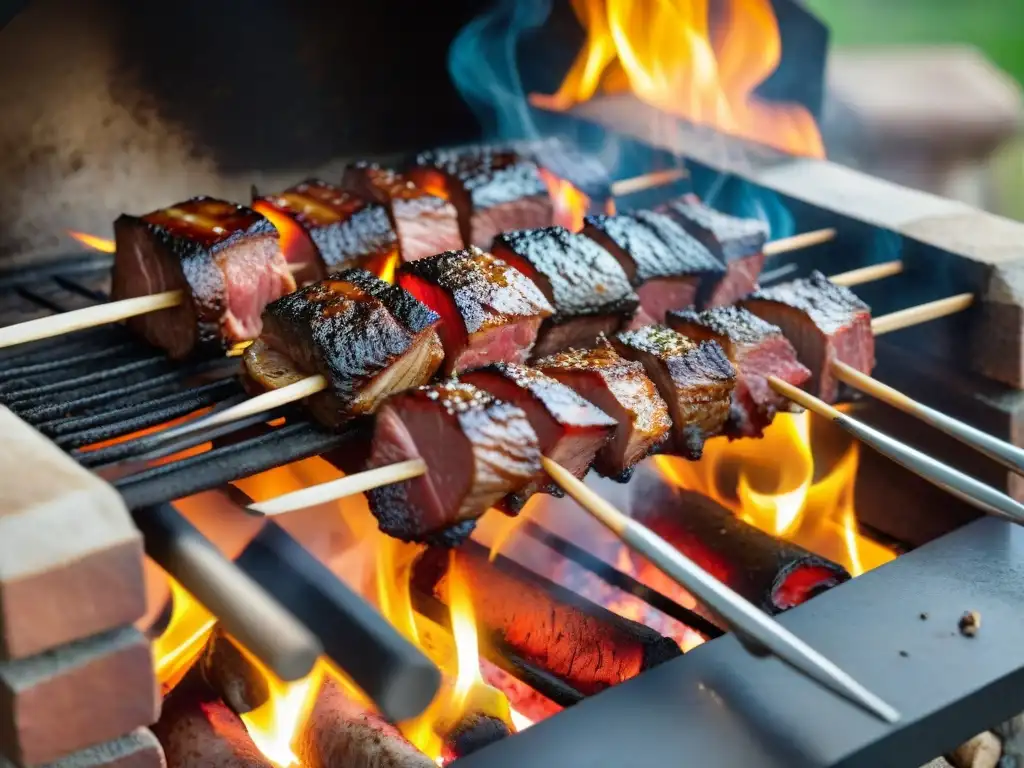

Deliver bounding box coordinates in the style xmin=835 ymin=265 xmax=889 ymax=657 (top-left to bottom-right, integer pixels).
xmin=244 ymin=268 xmax=443 ymax=428
xmin=111 ymin=196 xmax=296 ymax=360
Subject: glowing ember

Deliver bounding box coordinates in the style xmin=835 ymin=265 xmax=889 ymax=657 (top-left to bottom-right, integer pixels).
xmin=533 ymin=0 xmax=824 ymax=158
xmin=68 ymin=230 xmax=115 ymax=253
xmin=538 ymin=168 xmax=590 ymax=231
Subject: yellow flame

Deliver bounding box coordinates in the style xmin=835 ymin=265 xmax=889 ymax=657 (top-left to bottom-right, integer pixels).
xmin=152 ymin=577 xmax=216 ymax=688
xmin=68 ymin=231 xmax=116 ymax=253
xmin=448 ymin=553 xmax=483 ymax=712
xmin=534 ymin=0 xmax=824 ymax=158
xmin=538 ymin=169 xmax=590 ymax=232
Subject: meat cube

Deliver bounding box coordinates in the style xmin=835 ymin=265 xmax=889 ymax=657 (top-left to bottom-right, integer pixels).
xmin=612 ymin=325 xmax=735 ymax=459
xmin=534 ymin=342 xmax=672 ymax=480
xmin=740 ymin=271 xmax=874 ymax=403
xmin=461 ymin=363 xmax=616 ymax=513
xmin=397 ymin=247 xmax=554 ymax=376
xmin=111 ymin=197 xmax=296 ymax=360
xmin=581 ymin=211 xmax=724 ymax=323
xmin=409 ymin=147 xmax=554 ymax=248
xmin=668 ymin=306 xmax=811 ymax=438
xmin=491 ymin=226 xmax=639 ymax=359
xmin=365 ymin=381 xmax=543 ymax=544
xmin=660 ymin=194 xmax=770 ymax=307
xmin=252 ymin=179 xmax=398 ymax=284
xmin=244 ymin=268 xmax=444 ymax=428
xmin=341 ymin=163 xmax=462 ymax=262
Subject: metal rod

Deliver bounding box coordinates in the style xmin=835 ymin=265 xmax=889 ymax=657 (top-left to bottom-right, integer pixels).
xmin=541 ymin=456 xmax=901 ymax=724
xmin=770 ymin=377 xmax=1024 ymax=526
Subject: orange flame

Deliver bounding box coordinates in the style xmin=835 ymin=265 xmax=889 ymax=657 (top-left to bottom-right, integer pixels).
xmin=252 ymin=201 xmax=310 ymax=268
xmin=68 ymin=231 xmax=115 ymax=253
xmin=538 ymin=169 xmax=590 ymax=231
xmin=534 ymin=0 xmax=824 ymax=158
xmin=152 ymin=577 xmax=216 ymax=691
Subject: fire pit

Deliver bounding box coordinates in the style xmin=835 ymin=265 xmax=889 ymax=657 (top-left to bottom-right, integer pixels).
xmin=2 ymin=2 xmax=1024 ymax=768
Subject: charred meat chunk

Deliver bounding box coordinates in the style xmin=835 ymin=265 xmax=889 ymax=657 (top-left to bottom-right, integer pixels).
xmin=410 ymin=147 xmax=554 ymax=248
xmin=244 ymin=269 xmax=443 ymax=428
xmin=613 ymin=325 xmax=735 ymax=459
xmin=461 ymin=363 xmax=617 ymax=513
xmin=668 ymin=306 xmax=811 ymax=438
xmin=111 ymin=197 xmax=296 ymax=360
xmin=535 ymin=342 xmax=672 ymax=480
xmin=341 ymin=163 xmax=462 ymax=262
xmin=581 ymin=211 xmax=724 ymax=323
xmin=365 ymin=381 xmax=543 ymax=543
xmin=741 ymin=271 xmax=874 ymax=403
xmin=492 ymin=226 xmax=639 ymax=359
xmin=660 ymin=194 xmax=770 ymax=307
xmin=397 ymin=247 xmax=554 ymax=376
xmin=252 ymin=179 xmax=398 ymax=284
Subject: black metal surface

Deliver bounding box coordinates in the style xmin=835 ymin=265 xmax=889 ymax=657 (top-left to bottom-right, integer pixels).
xmin=458 ymin=516 xmax=1024 ymax=768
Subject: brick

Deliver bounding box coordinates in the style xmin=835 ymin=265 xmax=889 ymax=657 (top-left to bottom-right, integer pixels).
xmin=0 ymin=627 xmax=160 ymax=767
xmin=0 ymin=408 xmax=146 ymax=660
xmin=0 ymin=729 xmax=165 ymax=768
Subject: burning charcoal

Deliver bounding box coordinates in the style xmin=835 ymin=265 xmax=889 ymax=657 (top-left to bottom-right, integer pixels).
xmin=243 ymin=268 xmax=443 ymax=428
xmin=534 ymin=341 xmax=672 ymax=480
xmin=461 ymin=362 xmax=617 ymax=513
xmin=667 ymin=305 xmax=811 ymax=438
xmin=412 ymin=542 xmax=682 ymax=696
xmin=491 ymin=226 xmax=639 ymax=359
xmin=342 ymin=163 xmax=463 ymax=262
xmin=111 ymin=197 xmax=297 ymax=360
xmin=741 ymin=271 xmax=875 ymax=403
xmin=152 ymin=671 xmax=273 ymax=768
xmin=629 ymin=467 xmax=850 ymax=617
xmin=200 ymin=627 xmax=270 ymax=714
xmin=397 ymin=248 xmax=554 ymax=376
xmin=659 ymin=194 xmax=770 ymax=306
xmin=613 ymin=325 xmax=735 ymax=459
xmin=252 ymin=179 xmax=399 ymax=283
xmin=440 ymin=714 xmax=512 ymax=765
xmin=410 ymin=147 xmax=554 ymax=248
xmin=581 ymin=211 xmax=724 ymax=324
xmin=364 ymin=382 xmax=544 ymax=544
xmin=480 ymin=658 xmax=562 ymax=724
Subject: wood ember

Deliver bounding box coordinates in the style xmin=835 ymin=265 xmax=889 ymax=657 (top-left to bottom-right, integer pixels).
xmin=480 ymin=659 xmax=562 ymax=723
xmin=440 ymin=714 xmax=511 ymax=764
xmin=947 ymin=731 xmax=1001 ymax=768
xmin=958 ymin=611 xmax=982 ymax=637
xmin=412 ymin=542 xmax=681 ymax=696
xmin=199 ymin=628 xmax=270 ymax=715
xmin=0 ymin=627 xmax=159 ymax=767
xmin=152 ymin=672 xmax=271 ymax=768
xmin=0 ymin=408 xmax=146 ymax=661
xmin=0 ymin=728 xmax=165 ymax=768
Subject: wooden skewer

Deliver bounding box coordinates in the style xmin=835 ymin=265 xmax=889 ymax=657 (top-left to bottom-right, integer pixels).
xmin=609 ymin=168 xmax=689 ymax=198
xmin=200 ymin=374 xmax=328 ymax=429
xmin=829 ymin=260 xmax=904 ymax=287
xmin=871 ymin=293 xmax=974 ymax=336
xmin=762 ymin=228 xmax=836 ymax=258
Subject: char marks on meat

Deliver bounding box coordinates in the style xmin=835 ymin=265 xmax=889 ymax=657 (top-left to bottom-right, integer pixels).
xmin=741 ymin=271 xmax=874 ymax=403
xmin=461 ymin=363 xmax=616 ymax=513
xmin=659 ymin=195 xmax=770 ymax=307
xmin=613 ymin=325 xmax=735 ymax=459
xmin=492 ymin=226 xmax=639 ymax=358
xmin=245 ymin=268 xmax=443 ymax=428
xmin=111 ymin=196 xmax=296 ymax=360
xmin=668 ymin=306 xmax=811 ymax=437
xmin=397 ymin=247 xmax=554 ymax=375
xmin=581 ymin=211 xmax=724 ymax=323
xmin=364 ymin=382 xmax=543 ymax=543
xmin=535 ymin=341 xmax=672 ymax=480
xmin=410 ymin=147 xmax=554 ymax=248
xmin=341 ymin=163 xmax=463 ymax=262
xmin=252 ymin=179 xmax=398 ymax=283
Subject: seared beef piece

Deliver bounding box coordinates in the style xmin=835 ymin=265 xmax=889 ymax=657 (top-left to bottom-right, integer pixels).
xmin=660 ymin=194 xmax=770 ymax=306
xmin=741 ymin=271 xmax=874 ymax=403
xmin=461 ymin=363 xmax=617 ymax=513
xmin=397 ymin=247 xmax=554 ymax=376
xmin=364 ymin=381 xmax=543 ymax=543
xmin=410 ymin=147 xmax=554 ymax=248
xmin=535 ymin=342 xmax=672 ymax=480
xmin=252 ymin=179 xmax=398 ymax=284
xmin=492 ymin=226 xmax=638 ymax=358
xmin=111 ymin=197 xmax=296 ymax=360
xmin=612 ymin=326 xmax=735 ymax=459
xmin=581 ymin=211 xmax=724 ymax=323
xmin=244 ymin=269 xmax=443 ymax=428
xmin=668 ymin=306 xmax=811 ymax=438
xmin=341 ymin=163 xmax=462 ymax=262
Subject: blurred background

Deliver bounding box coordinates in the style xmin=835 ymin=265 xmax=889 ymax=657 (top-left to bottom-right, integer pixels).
xmin=809 ymin=0 xmax=1024 ymax=220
